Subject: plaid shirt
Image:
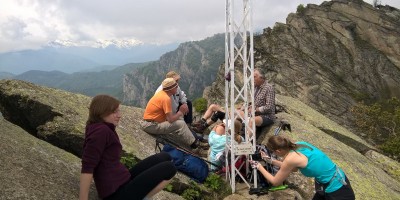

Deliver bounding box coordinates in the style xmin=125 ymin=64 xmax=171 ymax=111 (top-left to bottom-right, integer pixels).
xmin=254 ymin=81 xmax=275 ymax=120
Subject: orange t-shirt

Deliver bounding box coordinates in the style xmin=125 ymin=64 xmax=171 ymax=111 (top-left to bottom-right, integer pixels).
xmin=143 ymin=90 xmax=172 ymax=123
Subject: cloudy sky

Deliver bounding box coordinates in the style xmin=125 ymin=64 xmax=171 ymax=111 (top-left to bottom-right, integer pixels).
xmin=0 ymin=0 xmax=398 ymax=53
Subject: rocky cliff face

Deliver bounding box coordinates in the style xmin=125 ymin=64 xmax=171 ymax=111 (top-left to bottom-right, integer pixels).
xmin=0 ymin=118 xmax=98 ymax=199
xmin=123 ymin=34 xmax=225 ymax=107
xmin=207 ymin=0 xmax=400 ymax=131
xmin=1 ymin=80 xmax=400 ymax=199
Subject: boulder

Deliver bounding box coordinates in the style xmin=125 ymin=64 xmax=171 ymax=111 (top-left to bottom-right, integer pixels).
xmin=0 ymin=118 xmax=97 ymax=199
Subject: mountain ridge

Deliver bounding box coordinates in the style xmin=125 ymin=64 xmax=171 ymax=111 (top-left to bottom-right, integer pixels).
xmin=123 ymin=33 xmax=225 ymax=107
xmin=0 ymin=42 xmax=179 ymax=74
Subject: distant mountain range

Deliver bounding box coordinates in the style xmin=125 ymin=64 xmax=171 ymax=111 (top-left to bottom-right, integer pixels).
xmin=2 ymin=34 xmax=226 ymax=107
xmin=0 ymin=41 xmax=179 ymax=74
xmin=123 ymin=33 xmax=225 ymax=106
xmin=10 ymin=62 xmax=149 ymax=100
xmin=0 ymin=72 xmax=14 ymax=79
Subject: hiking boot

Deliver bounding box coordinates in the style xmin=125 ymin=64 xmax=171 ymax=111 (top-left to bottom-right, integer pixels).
xmin=192 ymin=122 xmax=207 ymax=133
xmin=192 ymin=118 xmax=206 ymax=127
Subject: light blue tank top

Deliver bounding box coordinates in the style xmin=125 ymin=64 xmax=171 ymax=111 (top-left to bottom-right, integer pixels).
xmin=208 ymin=130 xmax=226 ymax=169
xmin=208 ymin=130 xmax=244 ymax=170
xmin=296 ymin=141 xmax=346 ymax=193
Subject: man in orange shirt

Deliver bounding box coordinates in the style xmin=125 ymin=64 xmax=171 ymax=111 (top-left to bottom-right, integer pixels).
xmin=141 ymin=78 xmax=200 ymax=149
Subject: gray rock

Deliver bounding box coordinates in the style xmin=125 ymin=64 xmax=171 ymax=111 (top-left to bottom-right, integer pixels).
xmin=0 ymin=118 xmax=97 ymax=200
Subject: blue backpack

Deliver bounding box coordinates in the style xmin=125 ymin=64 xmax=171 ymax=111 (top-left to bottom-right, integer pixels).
xmin=162 ymin=144 xmax=209 ymax=183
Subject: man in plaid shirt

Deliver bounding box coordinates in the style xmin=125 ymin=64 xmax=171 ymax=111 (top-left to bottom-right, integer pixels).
xmin=193 ymin=69 xmax=276 ymax=138
xmin=240 ymin=68 xmax=275 ymax=139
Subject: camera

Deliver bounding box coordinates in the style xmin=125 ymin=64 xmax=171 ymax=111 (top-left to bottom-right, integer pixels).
xmin=251 ymin=152 xmax=262 ymax=161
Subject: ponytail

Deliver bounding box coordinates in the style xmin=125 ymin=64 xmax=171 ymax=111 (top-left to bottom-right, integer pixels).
xmin=287 ymin=138 xmax=297 ymax=150
xmin=234 ymin=133 xmax=242 ymax=144
xmin=266 ymin=135 xmax=311 ymax=151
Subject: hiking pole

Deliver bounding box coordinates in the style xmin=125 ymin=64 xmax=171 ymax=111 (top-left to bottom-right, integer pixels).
xmin=274 ymin=124 xmax=282 ymax=135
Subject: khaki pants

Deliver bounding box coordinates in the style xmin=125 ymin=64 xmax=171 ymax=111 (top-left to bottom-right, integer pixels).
xmin=141 ymin=119 xmax=195 ymax=148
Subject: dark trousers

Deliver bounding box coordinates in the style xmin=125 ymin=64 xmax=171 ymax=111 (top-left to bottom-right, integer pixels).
xmin=312 ymin=176 xmax=355 ymax=200
xmin=104 ymin=152 xmax=176 ymax=200
xmin=178 ymin=100 xmax=193 ymax=124
xmin=255 ymin=117 xmax=274 ymax=140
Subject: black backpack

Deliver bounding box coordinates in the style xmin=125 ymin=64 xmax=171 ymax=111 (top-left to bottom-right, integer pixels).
xmin=248 ymin=144 xmax=279 ymax=195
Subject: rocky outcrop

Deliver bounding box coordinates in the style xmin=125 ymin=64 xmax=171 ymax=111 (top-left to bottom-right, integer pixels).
xmin=0 ymin=79 xmax=151 ymax=159
xmin=207 ymin=0 xmax=400 ymax=135
xmin=262 ymin=0 xmax=400 ymax=128
xmin=364 ymin=149 xmax=400 ymax=183
xmin=1 ymin=80 xmax=400 ymax=199
xmin=0 ymin=118 xmax=97 ymax=199
xmin=122 ymin=33 xmax=225 ymax=107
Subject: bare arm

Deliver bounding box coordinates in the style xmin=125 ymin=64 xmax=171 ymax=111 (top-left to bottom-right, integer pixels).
xmin=214 ymin=125 xmax=225 ymax=135
xmin=258 ymin=159 xmax=293 ymax=186
xmin=166 ymin=111 xmax=184 ymax=123
xmin=257 ymin=152 xmax=301 ymax=186
xmin=79 ymin=173 xmax=93 ymax=200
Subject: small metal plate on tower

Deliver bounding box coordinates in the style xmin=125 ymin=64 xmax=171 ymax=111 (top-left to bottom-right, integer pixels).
xmin=234 ymin=143 xmax=254 ymax=155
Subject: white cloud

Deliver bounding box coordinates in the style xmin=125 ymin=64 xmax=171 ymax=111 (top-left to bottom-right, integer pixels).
xmin=0 ymin=0 xmax=399 ymax=53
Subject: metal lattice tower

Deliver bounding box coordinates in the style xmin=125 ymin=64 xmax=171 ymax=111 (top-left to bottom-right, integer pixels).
xmin=225 ymin=0 xmax=257 ymax=193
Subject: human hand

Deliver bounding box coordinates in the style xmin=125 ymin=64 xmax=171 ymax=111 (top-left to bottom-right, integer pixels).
xmin=180 ymin=104 xmax=189 ymax=114
xmin=261 ymin=151 xmax=272 ymax=164
xmin=179 ymin=105 xmax=189 ymax=115
xmin=249 ymin=160 xmax=260 ymax=170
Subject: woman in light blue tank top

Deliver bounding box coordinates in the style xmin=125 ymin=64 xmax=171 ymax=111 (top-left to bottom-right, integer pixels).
xmin=250 ymin=135 xmax=355 ymax=200
xmin=208 ymin=119 xmax=243 ymax=170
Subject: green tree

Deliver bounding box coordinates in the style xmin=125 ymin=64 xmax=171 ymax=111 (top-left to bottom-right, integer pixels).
xmin=297 ymin=4 xmax=305 ymax=14
xmin=193 ymin=98 xmax=208 ymax=113
xmin=351 ymin=97 xmax=400 ymax=160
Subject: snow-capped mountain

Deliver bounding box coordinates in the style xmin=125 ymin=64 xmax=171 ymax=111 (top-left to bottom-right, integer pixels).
xmin=93 ymin=39 xmax=144 ymax=48
xmin=47 ymin=39 xmax=144 ymax=49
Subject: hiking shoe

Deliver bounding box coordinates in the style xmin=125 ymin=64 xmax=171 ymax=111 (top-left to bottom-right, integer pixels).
xmin=192 ymin=118 xmax=205 ymax=127
xmin=192 ymin=123 xmax=207 ymax=133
